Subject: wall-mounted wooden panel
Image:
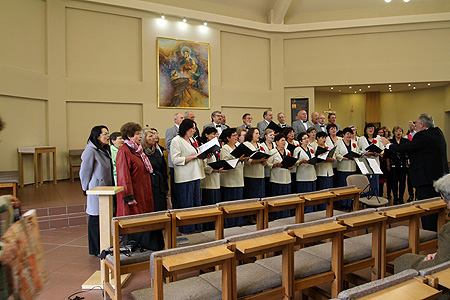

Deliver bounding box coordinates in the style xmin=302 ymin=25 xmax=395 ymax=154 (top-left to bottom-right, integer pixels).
xmin=365 ymin=92 xmax=381 ymax=124
xmin=221 ymin=32 xmax=271 ymax=91
xmin=65 ymin=8 xmax=142 ymax=81
xmin=0 ymin=96 xmax=47 ymax=184
xmin=0 ymin=0 xmax=47 ymax=74
xmin=66 ymin=101 xmax=143 ymax=150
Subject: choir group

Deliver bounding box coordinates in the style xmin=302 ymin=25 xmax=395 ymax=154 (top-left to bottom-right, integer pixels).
xmin=79 ymin=109 xmax=416 ymax=256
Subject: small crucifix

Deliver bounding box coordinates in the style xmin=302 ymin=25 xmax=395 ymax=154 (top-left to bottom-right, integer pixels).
xmin=323 ymin=102 xmax=336 ymax=115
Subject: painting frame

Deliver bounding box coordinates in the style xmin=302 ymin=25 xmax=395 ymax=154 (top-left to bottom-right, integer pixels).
xmin=157 ymin=37 xmax=210 ymax=109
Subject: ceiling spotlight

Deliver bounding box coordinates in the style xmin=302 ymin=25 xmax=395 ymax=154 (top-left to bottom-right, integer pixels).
xmin=354 ymin=91 xmax=357 ymax=93
xmin=385 ymin=0 xmax=392 ymax=2
xmin=331 ymin=87 xmax=334 ymax=90
xmin=182 ymin=18 xmax=187 ymax=23
xmin=368 ymin=85 xmax=371 ymax=88
xmin=359 ymin=89 xmax=362 ymax=91
xmin=339 ymin=90 xmax=341 ymax=92
xmin=413 ymin=87 xmax=416 ymax=89
xmin=203 ymin=21 xmax=208 ymax=26
xmin=408 ymin=83 xmax=411 ymax=86
xmin=428 ymin=83 xmax=431 ymax=86
xmin=389 ymin=84 xmax=392 ymax=87
xmin=390 ymin=90 xmax=392 ymax=92
xmin=403 ymin=0 xmax=410 ymax=2
xmin=349 ymin=86 xmax=352 ymax=89
xmin=161 ymin=14 xmax=165 ymax=19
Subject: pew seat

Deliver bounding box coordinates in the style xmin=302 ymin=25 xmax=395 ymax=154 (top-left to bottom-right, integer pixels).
xmin=200 ymin=263 xmax=282 ymax=298
xmin=386 ymin=225 xmax=437 ymax=243
xmin=256 ymin=248 xmax=331 ymax=279
xmin=301 ymin=238 xmax=372 ymax=265
xmin=105 ymin=249 xmax=153 ymax=267
xmin=131 ymin=276 xmax=222 ymax=300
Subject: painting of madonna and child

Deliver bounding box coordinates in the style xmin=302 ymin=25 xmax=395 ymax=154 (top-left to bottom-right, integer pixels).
xmin=158 ymin=37 xmax=210 ymax=109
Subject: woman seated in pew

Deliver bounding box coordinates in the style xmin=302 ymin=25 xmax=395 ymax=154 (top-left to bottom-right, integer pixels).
xmin=199 ymin=127 xmax=225 ymax=230
xmin=261 ymin=129 xmax=276 ymax=197
xmin=293 ymin=132 xmax=317 ymax=212
xmin=267 ymin=134 xmax=294 ymax=218
xmin=311 ymin=131 xmax=335 ymax=210
xmin=395 ymin=173 xmax=450 ymax=273
xmin=142 ymin=128 xmax=169 ymax=212
xmin=116 ymin=122 xmax=164 ymax=250
xmin=243 ymin=128 xmax=268 ymax=200
xmin=219 ymin=128 xmax=248 ymax=227
xmin=335 ymin=127 xmax=359 ymax=208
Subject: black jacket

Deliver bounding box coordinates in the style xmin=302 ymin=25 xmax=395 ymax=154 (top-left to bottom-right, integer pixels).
xmin=389 ymin=127 xmax=448 ymax=188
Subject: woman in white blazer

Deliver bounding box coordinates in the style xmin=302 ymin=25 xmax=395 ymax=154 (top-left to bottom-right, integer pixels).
xmin=171 ymin=119 xmax=205 ymax=233
xmin=261 ymin=129 xmax=276 ymax=197
xmin=243 ymin=128 xmax=268 ymax=199
xmin=220 ymin=128 xmax=248 ymax=227
xmin=293 ymin=132 xmax=317 ymax=212
xmin=267 ymin=134 xmax=293 ymax=218
xmin=282 ymin=127 xmax=299 ymax=193
xmin=311 ymin=131 xmax=335 ymax=210
xmin=335 ymin=127 xmax=360 ymax=208
xmin=199 ymin=126 xmax=225 ymax=230
xmin=357 ymin=123 xmax=384 ymax=196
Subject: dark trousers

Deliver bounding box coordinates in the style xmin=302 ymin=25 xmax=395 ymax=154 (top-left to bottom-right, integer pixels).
xmin=88 ymin=215 xmax=100 ymax=256
xmin=390 ymin=167 xmax=407 ymax=204
xmin=169 ymin=168 xmax=179 ymax=209
xmin=407 ymin=169 xmax=415 ymax=200
xmin=416 ymin=185 xmax=440 ymax=232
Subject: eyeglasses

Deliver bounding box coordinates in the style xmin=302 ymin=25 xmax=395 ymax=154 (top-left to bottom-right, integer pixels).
xmin=100 ymin=132 xmax=110 ymax=136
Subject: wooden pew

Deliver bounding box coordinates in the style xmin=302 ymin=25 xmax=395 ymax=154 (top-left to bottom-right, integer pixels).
xmin=261 ymin=194 xmax=305 ymax=228
xmin=286 ymin=220 xmax=347 ymax=298
xmin=103 ymin=211 xmax=171 ymax=300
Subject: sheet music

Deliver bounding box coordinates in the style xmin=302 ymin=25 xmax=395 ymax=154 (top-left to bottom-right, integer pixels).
xmin=355 ymin=159 xmax=370 ymax=175
xmin=367 ymin=158 xmax=383 ymax=174
xmin=226 ymin=158 xmax=239 ymax=168
xmin=198 ymin=137 xmax=220 ymax=153
xmin=317 ymin=151 xmax=328 ymax=160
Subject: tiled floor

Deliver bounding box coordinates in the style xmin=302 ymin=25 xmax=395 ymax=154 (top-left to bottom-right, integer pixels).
xmin=37 ymin=225 xmax=150 ymax=300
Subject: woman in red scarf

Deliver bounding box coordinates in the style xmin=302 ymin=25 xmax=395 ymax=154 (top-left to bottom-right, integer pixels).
xmin=116 ymin=122 xmax=163 ymax=250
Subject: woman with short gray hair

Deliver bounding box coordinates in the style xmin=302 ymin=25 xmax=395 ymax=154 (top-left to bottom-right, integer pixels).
xmin=394 ymin=173 xmax=450 ymax=273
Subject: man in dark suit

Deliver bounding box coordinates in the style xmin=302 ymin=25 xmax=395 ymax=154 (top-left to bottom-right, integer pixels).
xmin=203 ymin=110 xmax=227 ymax=135
xmin=382 ymin=113 xmax=449 ymax=231
xmin=237 ymin=113 xmax=253 ymax=130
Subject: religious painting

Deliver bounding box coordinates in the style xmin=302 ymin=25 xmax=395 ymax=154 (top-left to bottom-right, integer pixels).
xmin=157 ymin=37 xmax=210 ymax=109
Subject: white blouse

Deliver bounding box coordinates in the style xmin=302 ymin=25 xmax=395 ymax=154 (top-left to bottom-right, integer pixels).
xmin=285 ymin=140 xmax=300 ymax=174
xmin=261 ymin=141 xmax=275 ymax=178
xmin=356 ymin=135 xmax=384 ymax=166
xmin=243 ymin=141 xmax=265 ymax=179
xmin=220 ymin=144 xmax=244 ymax=188
xmin=293 ymin=145 xmax=317 ymax=182
xmin=266 ymin=148 xmax=292 ymax=184
xmin=326 ymin=136 xmax=341 ymax=169
xmin=335 ymin=138 xmax=359 ymax=172
xmin=310 ymin=142 xmax=334 ymax=177
xmin=201 ymin=153 xmax=220 ymax=189
xmin=171 ymin=135 xmax=205 ymax=183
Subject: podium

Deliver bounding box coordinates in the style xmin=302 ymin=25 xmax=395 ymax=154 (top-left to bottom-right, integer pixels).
xmin=82 ymin=186 xmax=129 ymax=289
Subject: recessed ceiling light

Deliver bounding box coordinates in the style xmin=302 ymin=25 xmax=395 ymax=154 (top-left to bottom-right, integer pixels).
xmin=354 ymin=91 xmax=357 ymax=93
xmin=359 ymin=89 xmax=362 ymax=91
xmin=403 ymin=0 xmax=410 ymax=2
xmin=428 ymin=83 xmax=431 ymax=86
xmin=204 ymin=21 xmax=208 ymax=26
xmin=182 ymin=18 xmax=187 ymax=23
xmin=368 ymin=85 xmax=371 ymax=88
xmin=339 ymin=90 xmax=341 ymax=92
xmin=389 ymin=84 xmax=392 ymax=87
xmin=413 ymin=87 xmax=416 ymax=89
xmin=331 ymin=87 xmax=334 ymax=90
xmin=385 ymin=0 xmax=392 ymax=2
xmin=161 ymin=14 xmax=165 ymax=19
xmin=349 ymin=86 xmax=352 ymax=89
xmin=408 ymin=84 xmax=411 ymax=87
